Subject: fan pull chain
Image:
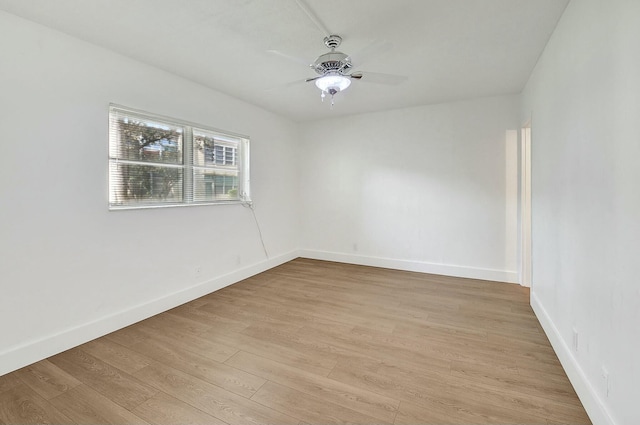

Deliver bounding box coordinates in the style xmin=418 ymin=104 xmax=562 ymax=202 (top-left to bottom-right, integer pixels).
xmin=319 ymin=90 xmax=335 ymax=108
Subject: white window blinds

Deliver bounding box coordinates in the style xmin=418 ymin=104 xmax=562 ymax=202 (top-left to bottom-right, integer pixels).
xmin=108 ymin=105 xmax=250 ymax=209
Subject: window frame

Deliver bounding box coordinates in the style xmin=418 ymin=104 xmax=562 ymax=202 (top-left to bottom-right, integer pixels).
xmin=108 ymin=104 xmax=250 ymax=210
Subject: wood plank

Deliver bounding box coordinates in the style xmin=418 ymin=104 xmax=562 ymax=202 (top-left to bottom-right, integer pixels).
xmin=137 ymin=311 xmax=213 ymax=336
xmin=394 ymin=398 xmax=542 ymax=425
xmin=48 ymin=348 xmax=157 ymax=411
xmin=103 ymin=324 xmax=150 ymax=347
xmin=132 ymin=392 xmax=228 ymax=425
xmin=240 ymin=323 xmax=365 ymax=367
xmin=394 ymin=400 xmax=476 ymax=425
xmin=129 ymin=337 xmax=264 ymax=398
xmin=443 ymin=380 xmax=552 ymax=424
xmin=200 ymin=328 xmax=337 ymax=376
xmin=450 ymin=359 xmax=582 ymax=406
xmin=14 ymin=360 xmax=81 ymax=400
xmin=446 ymin=376 xmax=591 ymax=424
xmin=166 ymin=305 xmax=249 ymax=333
xmin=80 ymin=338 xmax=151 ymax=374
xmin=134 ymin=325 xmax=239 ymax=363
xmin=0 ymin=383 xmax=72 ymax=425
xmin=298 ymin=324 xmax=453 ymax=375
xmin=205 ymin=293 xmax=355 ymax=334
xmin=328 ymin=360 xmax=449 ymax=407
xmin=212 ymin=285 xmax=398 ymax=334
xmin=134 ymin=363 xmax=297 ymax=425
xmin=0 ymin=371 xmax=25 ymax=394
xmin=250 ymin=381 xmax=385 ymax=425
xmin=49 ymin=385 xmax=149 ymax=424
xmin=226 ymin=350 xmax=399 ymax=423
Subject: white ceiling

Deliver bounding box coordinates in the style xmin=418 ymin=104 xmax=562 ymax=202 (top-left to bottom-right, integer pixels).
xmin=0 ymin=0 xmax=568 ymax=122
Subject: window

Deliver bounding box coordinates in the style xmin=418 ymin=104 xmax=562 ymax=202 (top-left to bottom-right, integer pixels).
xmin=109 ymin=105 xmax=250 ymax=209
xmin=204 ymin=144 xmax=236 ymax=166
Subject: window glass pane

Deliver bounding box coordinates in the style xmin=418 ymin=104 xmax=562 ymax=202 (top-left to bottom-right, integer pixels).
xmin=193 ymin=168 xmax=239 ymax=202
xmin=109 ymin=161 xmax=183 ymax=206
xmin=215 ymin=145 xmax=224 ymax=165
xmin=112 ymin=114 xmax=183 ymax=165
xmin=193 ymin=129 xmax=239 ymax=168
xmin=225 ymin=147 xmax=234 ymax=165
xmin=204 ymin=147 xmax=215 ymax=164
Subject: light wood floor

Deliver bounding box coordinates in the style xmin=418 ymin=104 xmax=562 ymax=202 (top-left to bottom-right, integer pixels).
xmin=0 ymin=258 xmax=591 ymax=424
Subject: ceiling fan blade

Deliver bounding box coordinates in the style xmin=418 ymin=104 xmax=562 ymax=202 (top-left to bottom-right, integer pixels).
xmin=350 ymin=71 xmax=407 ymax=85
xmin=346 ymin=39 xmax=393 ymax=68
xmin=294 ymin=0 xmax=331 ymax=38
xmin=305 ymin=76 xmax=322 ymax=82
xmin=267 ymin=49 xmax=312 ymax=67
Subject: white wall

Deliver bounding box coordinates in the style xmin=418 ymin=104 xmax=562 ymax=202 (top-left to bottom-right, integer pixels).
xmin=521 ymin=1 xmax=640 ymax=424
xmin=0 ymin=11 xmax=300 ymax=375
xmin=299 ymin=96 xmax=520 ymax=283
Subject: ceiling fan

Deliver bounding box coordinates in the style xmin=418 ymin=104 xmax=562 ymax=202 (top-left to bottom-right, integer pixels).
xmin=269 ymin=0 xmax=408 ymax=106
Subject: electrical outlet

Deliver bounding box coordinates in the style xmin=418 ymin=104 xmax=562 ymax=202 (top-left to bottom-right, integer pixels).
xmin=572 ymin=327 xmax=579 ymax=352
xmin=194 ymin=266 xmax=202 ymax=276
xmin=353 ymin=243 xmax=358 ymax=252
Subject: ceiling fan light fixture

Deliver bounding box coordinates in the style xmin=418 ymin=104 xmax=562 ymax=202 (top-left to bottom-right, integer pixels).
xmin=315 ymin=74 xmax=351 ymax=94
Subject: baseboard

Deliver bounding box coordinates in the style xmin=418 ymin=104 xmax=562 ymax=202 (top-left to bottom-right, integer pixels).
xmin=299 ymin=249 xmax=518 ymax=283
xmin=531 ymin=293 xmax=616 ymax=425
xmin=0 ymin=250 xmax=298 ymax=377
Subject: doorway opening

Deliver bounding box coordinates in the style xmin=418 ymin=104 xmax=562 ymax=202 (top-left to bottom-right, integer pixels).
xmin=520 ymin=124 xmax=532 ymax=287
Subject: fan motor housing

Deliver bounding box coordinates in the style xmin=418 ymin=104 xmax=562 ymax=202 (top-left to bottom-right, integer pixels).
xmin=312 ymin=51 xmax=352 ymax=75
